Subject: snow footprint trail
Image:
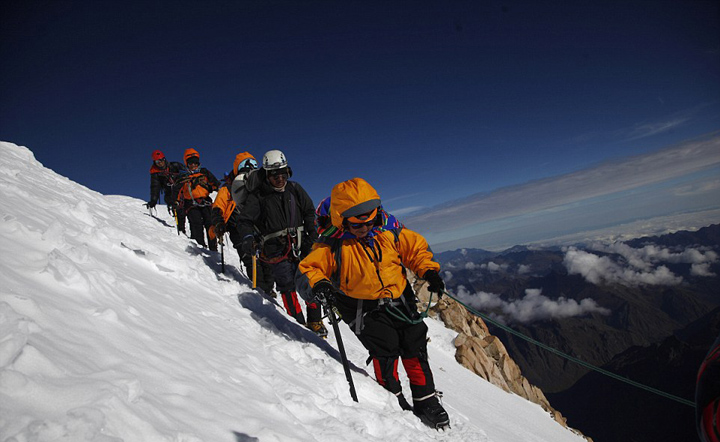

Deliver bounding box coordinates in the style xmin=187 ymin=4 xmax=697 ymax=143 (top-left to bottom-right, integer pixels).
xmin=234 ymin=293 xmax=493 ymax=442
xmin=1 ymin=142 xmax=586 ymax=442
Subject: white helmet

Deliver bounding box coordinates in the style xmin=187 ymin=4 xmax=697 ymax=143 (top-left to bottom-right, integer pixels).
xmin=263 ymin=150 xmax=288 ymax=170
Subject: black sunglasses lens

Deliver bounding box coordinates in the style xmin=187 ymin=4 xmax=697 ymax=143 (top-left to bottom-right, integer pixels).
xmin=350 ymin=220 xmax=373 ymax=229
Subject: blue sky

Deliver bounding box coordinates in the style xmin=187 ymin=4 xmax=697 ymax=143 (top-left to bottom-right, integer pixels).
xmin=2 ymin=0 xmax=719 ymax=250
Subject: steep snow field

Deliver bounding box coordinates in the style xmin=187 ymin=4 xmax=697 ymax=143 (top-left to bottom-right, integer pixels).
xmin=0 ymin=142 xmax=585 ymax=442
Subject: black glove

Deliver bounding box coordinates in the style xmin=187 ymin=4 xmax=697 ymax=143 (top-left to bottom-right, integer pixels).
xmin=312 ymin=279 xmax=337 ymax=305
xmin=145 ymin=201 xmax=156 ymax=209
xmin=240 ymin=235 xmax=256 ymax=256
xmin=214 ymin=221 xmax=225 ymax=237
xmin=424 ymin=270 xmax=445 ymax=298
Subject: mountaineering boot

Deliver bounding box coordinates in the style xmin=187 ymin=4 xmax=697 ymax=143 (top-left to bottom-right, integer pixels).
xmin=397 ymin=393 xmax=413 ymax=411
xmin=307 ymin=321 xmax=328 ymax=338
xmin=413 ymin=393 xmax=450 ymax=430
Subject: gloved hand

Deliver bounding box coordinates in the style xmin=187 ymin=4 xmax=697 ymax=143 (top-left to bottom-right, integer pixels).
xmin=213 ymin=222 xmax=226 ymax=245
xmin=214 ymin=221 xmax=225 ymax=237
xmin=145 ymin=201 xmax=156 ymax=209
xmin=312 ymin=279 xmax=337 ymax=305
xmin=240 ymin=235 xmax=256 ymax=256
xmin=424 ymin=270 xmax=445 ymax=298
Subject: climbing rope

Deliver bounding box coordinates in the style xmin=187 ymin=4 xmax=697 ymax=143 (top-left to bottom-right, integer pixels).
xmin=441 ymin=289 xmax=696 ymax=408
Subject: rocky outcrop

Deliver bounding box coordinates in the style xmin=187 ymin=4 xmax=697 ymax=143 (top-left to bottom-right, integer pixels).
xmin=411 ymin=277 xmax=588 ymax=439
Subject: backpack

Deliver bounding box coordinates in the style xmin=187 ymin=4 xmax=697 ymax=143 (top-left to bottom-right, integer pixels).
xmin=231 ymin=168 xmax=267 ymax=212
xmin=230 ymin=172 xmax=250 ymax=211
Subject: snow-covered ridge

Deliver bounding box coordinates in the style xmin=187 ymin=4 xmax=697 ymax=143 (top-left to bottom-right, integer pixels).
xmin=0 ymin=141 xmax=585 ymax=441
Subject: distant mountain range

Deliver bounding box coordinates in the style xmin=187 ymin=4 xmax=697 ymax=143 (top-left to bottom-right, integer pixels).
xmin=436 ymin=224 xmax=720 ymax=442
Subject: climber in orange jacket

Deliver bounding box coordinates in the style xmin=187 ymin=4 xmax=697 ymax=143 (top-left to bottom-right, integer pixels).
xmin=174 ymin=148 xmax=220 ymax=251
xmin=297 ymin=177 xmax=450 ymax=429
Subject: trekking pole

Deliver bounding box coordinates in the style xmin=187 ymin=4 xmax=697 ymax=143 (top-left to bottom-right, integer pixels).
xmin=323 ymin=297 xmax=358 ymax=402
xmin=173 ymin=209 xmax=179 ymax=235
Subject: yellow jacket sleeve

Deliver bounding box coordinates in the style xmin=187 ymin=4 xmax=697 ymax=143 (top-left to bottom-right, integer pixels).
xmin=298 ymin=243 xmax=337 ymax=288
xmin=397 ymin=228 xmax=440 ymax=278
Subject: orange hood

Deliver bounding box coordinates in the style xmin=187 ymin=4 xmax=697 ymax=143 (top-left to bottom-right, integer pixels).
xmin=329 ymin=178 xmax=382 ymax=229
xmin=184 ymin=148 xmax=200 ymax=165
xmin=233 ymin=152 xmax=256 ymax=175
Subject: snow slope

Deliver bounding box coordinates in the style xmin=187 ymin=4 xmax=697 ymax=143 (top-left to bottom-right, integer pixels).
xmin=0 ymin=141 xmax=586 ymax=442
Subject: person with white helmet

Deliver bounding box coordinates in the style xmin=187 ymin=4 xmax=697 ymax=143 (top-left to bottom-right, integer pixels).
xmin=237 ymin=150 xmax=326 ymax=336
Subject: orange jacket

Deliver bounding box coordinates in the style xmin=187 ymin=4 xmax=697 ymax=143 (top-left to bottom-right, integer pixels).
xmin=177 ymin=148 xmax=219 ymax=201
xmin=178 ymin=171 xmax=214 ymax=201
xmin=298 ymin=178 xmax=439 ymax=300
xmin=212 ymin=186 xmax=235 ymax=223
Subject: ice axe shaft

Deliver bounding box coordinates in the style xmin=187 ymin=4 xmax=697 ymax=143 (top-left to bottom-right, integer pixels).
xmin=252 ymin=254 xmax=257 ymax=288
xmin=324 ymin=298 xmax=358 ymax=402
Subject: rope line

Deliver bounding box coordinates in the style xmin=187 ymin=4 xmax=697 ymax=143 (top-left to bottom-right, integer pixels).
xmin=442 ymin=289 xmax=696 ymax=408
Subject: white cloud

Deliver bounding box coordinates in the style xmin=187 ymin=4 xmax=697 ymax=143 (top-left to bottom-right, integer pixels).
xmin=691 ymin=263 xmax=717 ymax=277
xmin=391 ymin=205 xmax=426 ymax=216
xmin=563 ymin=247 xmax=683 ymax=286
xmin=406 ymin=136 xmax=720 ymax=236
xmin=674 ymin=178 xmax=720 ymax=196
xmin=596 ymin=242 xmax=718 ymax=269
xmin=482 ymin=261 xmax=508 ymax=272
xmin=453 ymin=286 xmax=610 ymax=324
xmin=405 ymin=135 xmax=720 ymax=251
xmin=625 ymin=118 xmax=689 ymax=140
xmin=518 ymin=264 xmax=532 ymax=275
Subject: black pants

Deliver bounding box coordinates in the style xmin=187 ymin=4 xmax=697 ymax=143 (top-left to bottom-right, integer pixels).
xmin=185 ymin=203 xmax=216 ymax=251
xmin=163 ymin=192 xmax=186 ymax=231
xmin=270 ymin=258 xmax=321 ymax=323
xmin=228 ymin=226 xmax=274 ymax=294
xmin=335 ymin=283 xmax=436 ymax=399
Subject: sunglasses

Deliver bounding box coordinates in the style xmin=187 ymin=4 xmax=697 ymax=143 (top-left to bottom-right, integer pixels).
xmin=154 ymin=158 xmax=166 ymax=165
xmin=187 ymin=158 xmax=200 ymax=166
xmin=348 ymin=219 xmax=375 ymax=229
xmin=268 ymin=170 xmax=288 ymax=179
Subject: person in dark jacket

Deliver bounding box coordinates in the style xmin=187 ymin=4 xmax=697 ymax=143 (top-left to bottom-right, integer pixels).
xmin=147 ymin=149 xmax=187 ymax=233
xmin=173 ymin=148 xmax=220 ymax=251
xmin=211 ymin=152 xmax=275 ymax=295
xmin=237 ymin=150 xmax=326 ymax=336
